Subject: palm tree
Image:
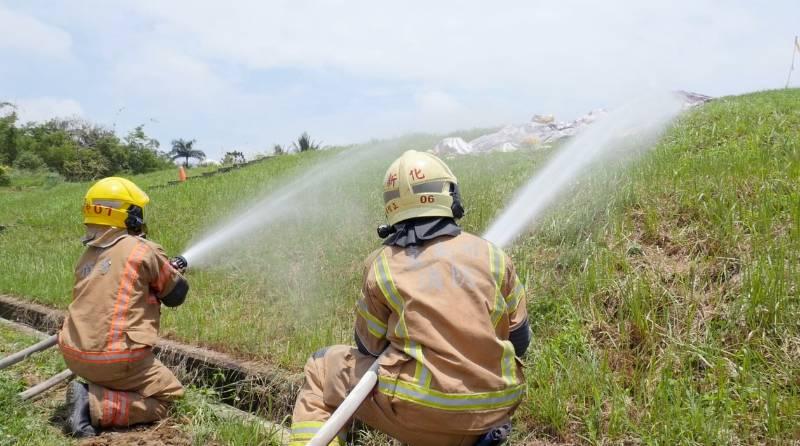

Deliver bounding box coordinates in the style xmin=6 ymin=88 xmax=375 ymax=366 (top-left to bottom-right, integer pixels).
xmin=169 ymin=139 xmax=205 ymax=167
xmin=292 ymin=132 xmax=321 ymax=152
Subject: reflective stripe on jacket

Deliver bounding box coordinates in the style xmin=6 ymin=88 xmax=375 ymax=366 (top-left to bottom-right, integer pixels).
xmin=355 ymin=231 xmax=528 ymax=433
xmin=60 ymin=228 xmax=183 ymax=358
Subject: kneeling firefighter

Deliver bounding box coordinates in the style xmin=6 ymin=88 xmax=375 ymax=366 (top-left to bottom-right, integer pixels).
xmin=58 ymin=177 xmax=190 ymax=437
xmin=290 ymin=151 xmax=531 ymax=446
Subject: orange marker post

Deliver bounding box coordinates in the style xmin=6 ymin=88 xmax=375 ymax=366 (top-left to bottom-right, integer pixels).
xmin=179 ymin=166 xmax=187 ymax=182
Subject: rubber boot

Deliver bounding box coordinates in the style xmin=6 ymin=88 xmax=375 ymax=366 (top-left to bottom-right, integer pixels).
xmin=65 ymin=381 xmax=97 ymax=437
xmin=475 ymin=423 xmax=511 ymax=445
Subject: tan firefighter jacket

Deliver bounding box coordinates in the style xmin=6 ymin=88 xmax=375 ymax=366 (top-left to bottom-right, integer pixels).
xmin=355 ymin=231 xmax=528 ymax=434
xmin=59 ymin=228 xmax=186 ymax=363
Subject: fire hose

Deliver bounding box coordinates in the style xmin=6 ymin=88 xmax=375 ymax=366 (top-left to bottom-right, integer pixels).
xmin=306 ymin=358 xmax=381 ymax=446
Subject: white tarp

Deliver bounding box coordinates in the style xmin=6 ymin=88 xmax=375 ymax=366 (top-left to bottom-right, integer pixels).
xmin=433 ymin=137 xmax=474 ymax=155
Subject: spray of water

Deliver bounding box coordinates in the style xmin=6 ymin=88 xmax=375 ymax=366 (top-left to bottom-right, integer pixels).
xmin=181 ymin=142 xmax=399 ymax=268
xmin=483 ymin=92 xmax=685 ymax=248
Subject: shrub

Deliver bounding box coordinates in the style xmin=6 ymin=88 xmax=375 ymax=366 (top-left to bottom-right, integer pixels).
xmin=0 ymin=165 xmax=9 ymax=186
xmin=12 ymin=151 xmax=45 ymax=170
xmin=222 ymin=151 xmax=246 ymax=165
xmin=42 ymin=171 xmax=63 ymax=189
xmin=62 ymin=149 xmax=110 ymax=181
xmin=292 ymin=132 xmax=321 ymax=152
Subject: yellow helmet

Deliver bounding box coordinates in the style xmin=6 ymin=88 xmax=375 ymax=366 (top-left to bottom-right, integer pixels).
xmin=382 ymin=150 xmax=464 ymax=226
xmin=82 ymin=177 xmax=150 ymax=230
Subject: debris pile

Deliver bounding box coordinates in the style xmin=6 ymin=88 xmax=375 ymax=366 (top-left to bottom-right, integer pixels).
xmin=431 ymin=91 xmax=712 ymax=156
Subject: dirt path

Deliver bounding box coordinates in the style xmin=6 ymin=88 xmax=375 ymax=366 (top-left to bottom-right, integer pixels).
xmin=79 ymin=423 xmax=193 ymax=446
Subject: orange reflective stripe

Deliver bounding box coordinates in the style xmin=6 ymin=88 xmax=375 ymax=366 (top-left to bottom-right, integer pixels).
xmin=147 ymin=293 xmax=159 ymax=305
xmin=113 ymin=391 xmax=121 ymax=426
xmin=109 ymin=391 xmax=117 ymax=426
xmin=103 ymin=389 xmax=117 ymax=427
xmin=115 ymin=392 xmax=128 ymax=426
xmin=153 ymin=260 xmax=173 ymax=293
xmin=106 ymin=242 xmax=148 ymax=351
xmin=123 ymin=393 xmax=130 ymax=425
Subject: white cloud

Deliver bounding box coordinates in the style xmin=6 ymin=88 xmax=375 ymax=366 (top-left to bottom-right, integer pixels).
xmin=112 ymin=45 xmax=232 ymax=101
xmin=127 ymin=0 xmax=798 ymax=95
xmin=415 ymin=90 xmax=461 ymax=115
xmin=3 ymin=0 xmax=799 ymax=156
xmin=0 ymin=5 xmax=72 ymax=58
xmin=12 ymin=97 xmax=84 ymax=123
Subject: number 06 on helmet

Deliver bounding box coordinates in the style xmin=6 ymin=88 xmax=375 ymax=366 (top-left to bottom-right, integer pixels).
xmin=382 ymin=150 xmax=464 ymax=226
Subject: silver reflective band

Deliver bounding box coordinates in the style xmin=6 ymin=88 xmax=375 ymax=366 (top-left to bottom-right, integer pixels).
xmin=92 ymin=200 xmax=122 ymax=208
xmin=412 ymin=181 xmax=447 ymax=194
xmin=383 ymin=190 xmax=400 ymax=203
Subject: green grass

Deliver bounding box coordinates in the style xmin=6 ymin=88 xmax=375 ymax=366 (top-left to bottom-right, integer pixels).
xmin=0 ymin=325 xmax=68 ymax=445
xmin=1 ymin=89 xmax=799 ymax=443
xmin=0 ymin=323 xmax=283 ymax=445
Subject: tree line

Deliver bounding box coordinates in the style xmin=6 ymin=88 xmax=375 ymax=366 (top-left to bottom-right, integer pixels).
xmin=0 ymin=103 xmax=207 ymax=183
xmin=0 ymin=101 xmax=324 ymax=185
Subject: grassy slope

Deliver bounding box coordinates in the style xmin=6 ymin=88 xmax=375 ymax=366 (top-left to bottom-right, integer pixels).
xmin=510 ymin=89 xmax=799 ymax=444
xmin=0 ymin=90 xmax=798 ymax=443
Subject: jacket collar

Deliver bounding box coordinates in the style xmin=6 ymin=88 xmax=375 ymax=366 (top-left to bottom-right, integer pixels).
xmin=383 ymin=217 xmax=461 ymax=248
xmin=82 ymin=227 xmax=130 ymax=248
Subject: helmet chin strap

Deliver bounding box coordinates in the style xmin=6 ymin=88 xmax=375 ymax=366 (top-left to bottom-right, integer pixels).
xmin=450 ymin=183 xmax=465 ymax=219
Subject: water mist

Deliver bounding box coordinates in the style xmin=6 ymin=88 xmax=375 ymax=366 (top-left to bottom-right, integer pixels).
xmin=483 ymin=92 xmax=685 ymax=248
xmin=180 ymin=143 xmax=399 ymax=269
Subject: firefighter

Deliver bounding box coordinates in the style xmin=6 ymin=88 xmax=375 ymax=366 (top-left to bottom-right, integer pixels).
xmin=290 ymin=150 xmax=531 ymax=446
xmin=59 ymin=177 xmax=189 ymax=437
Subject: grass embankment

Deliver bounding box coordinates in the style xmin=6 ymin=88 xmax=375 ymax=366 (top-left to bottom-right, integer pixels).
xmin=0 ymin=323 xmax=283 ymax=445
xmin=0 ymin=89 xmax=798 ymax=443
xmin=509 ymin=89 xmax=800 ymax=444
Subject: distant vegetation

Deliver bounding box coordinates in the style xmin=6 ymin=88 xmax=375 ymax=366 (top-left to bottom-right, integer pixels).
xmin=292 ymin=131 xmax=321 ymax=152
xmin=222 ymin=150 xmax=246 ymax=165
xmin=169 ymin=138 xmax=206 ymax=167
xmin=0 ymin=103 xmax=174 ymax=182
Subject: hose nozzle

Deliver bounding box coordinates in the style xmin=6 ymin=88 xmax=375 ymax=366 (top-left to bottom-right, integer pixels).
xmin=170 ymin=255 xmax=188 ymax=273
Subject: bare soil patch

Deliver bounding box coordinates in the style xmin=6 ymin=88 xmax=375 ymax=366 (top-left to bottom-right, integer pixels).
xmin=79 ymin=422 xmax=193 ymax=446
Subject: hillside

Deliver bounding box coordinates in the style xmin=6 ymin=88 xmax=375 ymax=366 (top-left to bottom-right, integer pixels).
xmin=0 ymin=89 xmax=798 ymax=443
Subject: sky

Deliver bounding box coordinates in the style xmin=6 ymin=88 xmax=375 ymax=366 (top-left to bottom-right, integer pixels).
xmin=1 ymin=1 xmax=798 ymax=160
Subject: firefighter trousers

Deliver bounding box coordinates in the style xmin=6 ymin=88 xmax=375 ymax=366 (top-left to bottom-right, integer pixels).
xmin=290 ymin=345 xmax=480 ymax=446
xmin=62 ymin=350 xmax=184 ymax=428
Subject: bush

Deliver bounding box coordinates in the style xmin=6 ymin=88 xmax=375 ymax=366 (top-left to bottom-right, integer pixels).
xmin=0 ymin=165 xmax=9 ymax=186
xmin=42 ymin=171 xmax=63 ymax=189
xmin=12 ymin=151 xmax=45 ymax=170
xmin=292 ymin=132 xmax=321 ymax=152
xmin=62 ymin=149 xmax=110 ymax=181
xmin=222 ymin=151 xmax=246 ymax=165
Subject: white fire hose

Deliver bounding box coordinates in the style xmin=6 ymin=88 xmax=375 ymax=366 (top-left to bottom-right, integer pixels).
xmin=306 ymin=358 xmax=380 ymax=446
